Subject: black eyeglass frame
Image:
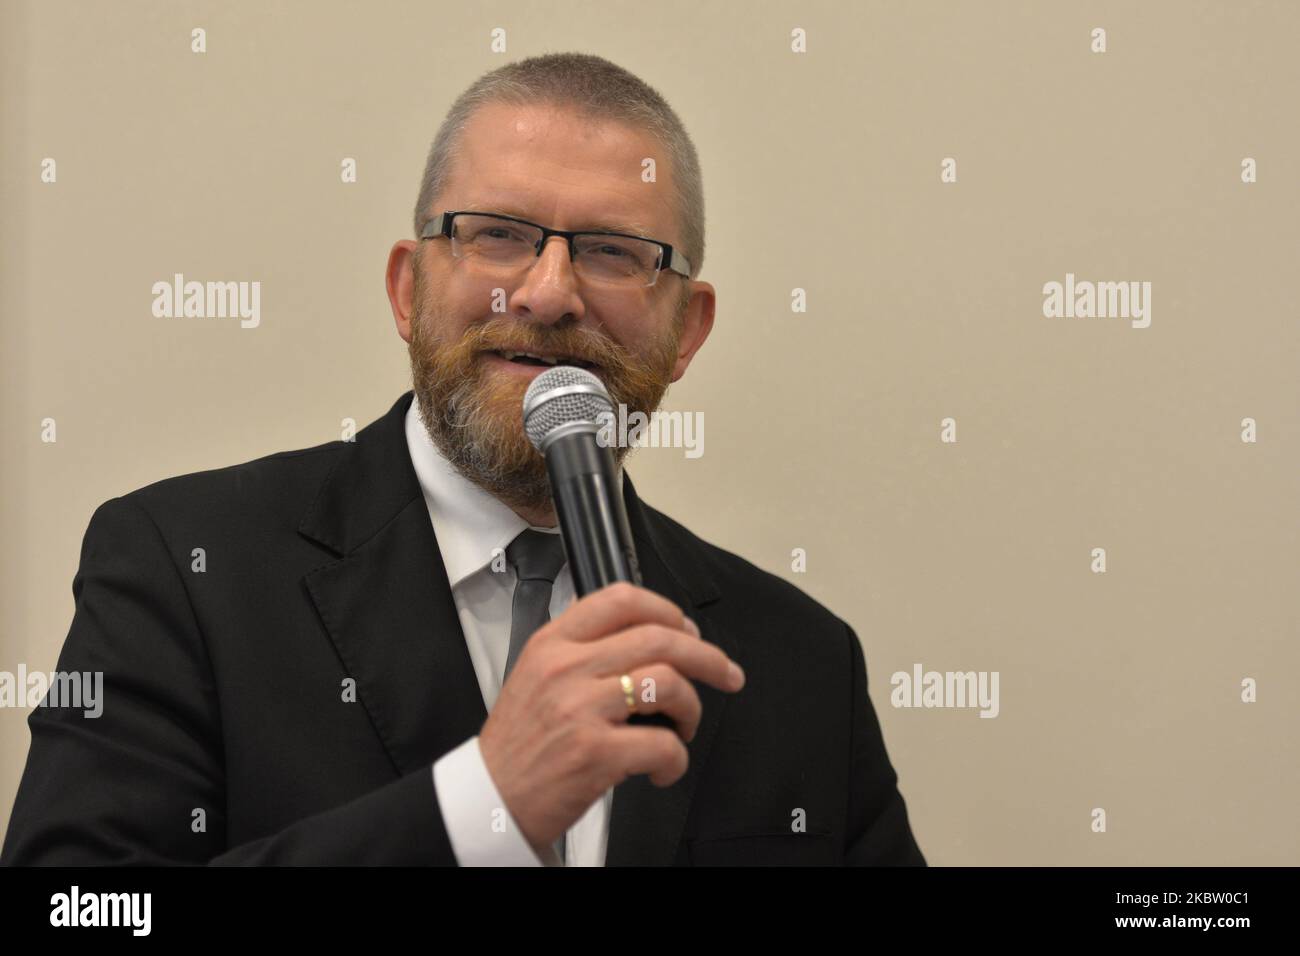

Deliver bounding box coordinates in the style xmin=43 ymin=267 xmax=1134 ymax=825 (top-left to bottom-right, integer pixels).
xmin=419 ymin=210 xmax=692 ymax=285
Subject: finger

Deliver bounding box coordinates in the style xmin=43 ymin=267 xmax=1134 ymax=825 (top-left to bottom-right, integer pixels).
xmin=590 ymin=665 xmax=704 ymax=743
xmin=550 ymin=581 xmax=690 ymax=644
xmin=585 ymin=624 xmax=744 ymax=693
xmin=600 ymin=724 xmax=690 ymax=788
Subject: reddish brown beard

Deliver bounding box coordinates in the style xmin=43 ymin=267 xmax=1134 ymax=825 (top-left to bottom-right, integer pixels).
xmin=407 ymin=267 xmax=683 ymax=513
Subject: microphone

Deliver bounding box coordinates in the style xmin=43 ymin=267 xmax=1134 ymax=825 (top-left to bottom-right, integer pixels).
xmin=522 ymin=365 xmax=672 ymax=731
xmin=523 ymin=365 xmax=642 ymax=594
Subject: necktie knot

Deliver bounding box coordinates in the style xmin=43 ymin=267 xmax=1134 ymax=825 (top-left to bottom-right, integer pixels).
xmin=506 ymin=528 xmax=567 ymax=583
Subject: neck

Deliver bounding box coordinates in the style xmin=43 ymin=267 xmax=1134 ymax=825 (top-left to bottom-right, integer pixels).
xmin=511 ymin=501 xmax=558 ymax=529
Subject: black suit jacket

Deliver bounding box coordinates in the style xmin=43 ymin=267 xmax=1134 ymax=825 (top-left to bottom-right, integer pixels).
xmin=2 ymin=391 xmax=924 ymax=866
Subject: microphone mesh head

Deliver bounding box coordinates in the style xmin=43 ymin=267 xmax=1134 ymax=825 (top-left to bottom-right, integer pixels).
xmin=522 ymin=365 xmax=614 ymax=451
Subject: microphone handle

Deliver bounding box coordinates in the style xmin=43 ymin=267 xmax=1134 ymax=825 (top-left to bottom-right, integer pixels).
xmin=545 ymin=430 xmax=674 ymax=732
xmin=545 ymin=430 xmax=641 ymax=596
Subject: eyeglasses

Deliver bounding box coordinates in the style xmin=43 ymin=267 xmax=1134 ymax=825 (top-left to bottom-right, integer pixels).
xmin=419 ymin=210 xmax=691 ymax=289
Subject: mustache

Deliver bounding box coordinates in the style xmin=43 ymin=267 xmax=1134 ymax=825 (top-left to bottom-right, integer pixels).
xmin=453 ymin=322 xmax=632 ymax=369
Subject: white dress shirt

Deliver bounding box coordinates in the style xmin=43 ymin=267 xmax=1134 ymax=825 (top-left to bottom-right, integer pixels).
xmin=405 ymin=398 xmax=615 ymax=866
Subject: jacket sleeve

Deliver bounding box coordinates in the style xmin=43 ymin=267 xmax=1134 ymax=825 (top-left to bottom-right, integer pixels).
xmin=0 ymin=495 xmax=459 ymax=866
xmin=843 ymin=622 xmax=926 ymax=865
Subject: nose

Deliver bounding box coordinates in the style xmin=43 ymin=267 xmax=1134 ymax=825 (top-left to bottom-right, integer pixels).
xmin=510 ymin=235 xmax=585 ymax=325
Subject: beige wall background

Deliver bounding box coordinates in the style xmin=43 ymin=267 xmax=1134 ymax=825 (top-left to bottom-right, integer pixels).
xmin=2 ymin=0 xmax=1296 ymax=865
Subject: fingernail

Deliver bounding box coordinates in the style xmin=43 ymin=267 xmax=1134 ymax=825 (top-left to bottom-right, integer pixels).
xmin=729 ymin=662 xmax=745 ymax=689
xmin=684 ymin=617 xmax=700 ymax=637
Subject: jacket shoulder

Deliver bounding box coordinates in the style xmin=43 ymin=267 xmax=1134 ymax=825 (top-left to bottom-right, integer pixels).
xmin=640 ymin=501 xmax=849 ymax=638
xmin=98 ymin=436 xmax=350 ymax=526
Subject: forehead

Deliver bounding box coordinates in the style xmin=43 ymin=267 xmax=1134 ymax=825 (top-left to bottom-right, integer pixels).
xmin=442 ymin=100 xmax=673 ymax=237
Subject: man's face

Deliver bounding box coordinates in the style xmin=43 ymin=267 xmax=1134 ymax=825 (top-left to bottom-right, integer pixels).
xmin=393 ymin=100 xmax=712 ymax=515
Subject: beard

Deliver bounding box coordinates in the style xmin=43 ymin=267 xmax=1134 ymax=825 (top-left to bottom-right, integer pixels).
xmin=407 ymin=262 xmax=686 ymax=515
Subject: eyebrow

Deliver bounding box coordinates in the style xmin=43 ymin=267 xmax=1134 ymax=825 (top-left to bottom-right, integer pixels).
xmin=468 ymin=204 xmax=654 ymax=238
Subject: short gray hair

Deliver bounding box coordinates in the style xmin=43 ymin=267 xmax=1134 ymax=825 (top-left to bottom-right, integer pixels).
xmin=412 ymin=52 xmax=706 ymax=286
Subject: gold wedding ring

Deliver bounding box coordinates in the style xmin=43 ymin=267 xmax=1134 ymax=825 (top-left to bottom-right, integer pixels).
xmin=619 ymin=674 xmax=636 ymax=715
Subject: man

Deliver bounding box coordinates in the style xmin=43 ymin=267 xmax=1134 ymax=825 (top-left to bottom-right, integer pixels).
xmin=1 ymin=53 xmax=923 ymax=866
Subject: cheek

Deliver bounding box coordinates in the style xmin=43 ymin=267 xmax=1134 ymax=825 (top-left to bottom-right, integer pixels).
xmin=416 ymin=291 xmax=474 ymax=348
xmin=595 ymin=315 xmax=644 ymax=352
xmin=449 ymin=285 xmax=504 ymax=335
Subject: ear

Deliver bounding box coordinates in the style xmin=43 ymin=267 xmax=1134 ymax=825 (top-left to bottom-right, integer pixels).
xmin=386 ymin=239 xmax=420 ymax=344
xmin=670 ymin=280 xmax=716 ymax=383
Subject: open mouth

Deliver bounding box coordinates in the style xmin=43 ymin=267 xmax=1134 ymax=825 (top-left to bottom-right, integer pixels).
xmin=486 ymin=349 xmax=599 ymax=371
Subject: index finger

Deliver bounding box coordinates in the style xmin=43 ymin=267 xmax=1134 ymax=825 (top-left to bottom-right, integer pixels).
xmin=550 ymin=581 xmax=689 ymax=644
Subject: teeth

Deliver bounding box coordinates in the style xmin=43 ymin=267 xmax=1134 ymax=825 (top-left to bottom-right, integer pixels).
xmin=499 ymin=350 xmax=564 ymax=365
xmin=493 ymin=349 xmax=596 ymax=369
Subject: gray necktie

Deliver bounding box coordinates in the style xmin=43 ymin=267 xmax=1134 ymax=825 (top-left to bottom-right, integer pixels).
xmin=503 ymin=529 xmax=568 ymax=682
xmin=502 ymin=528 xmax=569 ymax=864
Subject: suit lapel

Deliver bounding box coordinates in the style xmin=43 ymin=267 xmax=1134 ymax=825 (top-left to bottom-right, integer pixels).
xmin=299 ymin=392 xmax=487 ymax=777
xmin=297 ymin=390 xmax=734 ymax=865
xmin=604 ymin=473 xmax=734 ymax=866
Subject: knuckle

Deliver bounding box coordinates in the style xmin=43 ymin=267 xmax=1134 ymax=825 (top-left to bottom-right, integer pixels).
xmin=547 ymin=692 xmax=582 ymax=726
xmin=650 ymin=664 xmax=681 ymax=700
xmin=604 ymin=581 xmax=641 ymax=611
xmin=643 ymin=625 xmax=678 ymax=659
xmin=581 ymin=726 xmax=610 ymax=768
xmin=663 ymin=733 xmax=688 ymax=768
xmin=568 ymin=723 xmax=598 ymax=761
